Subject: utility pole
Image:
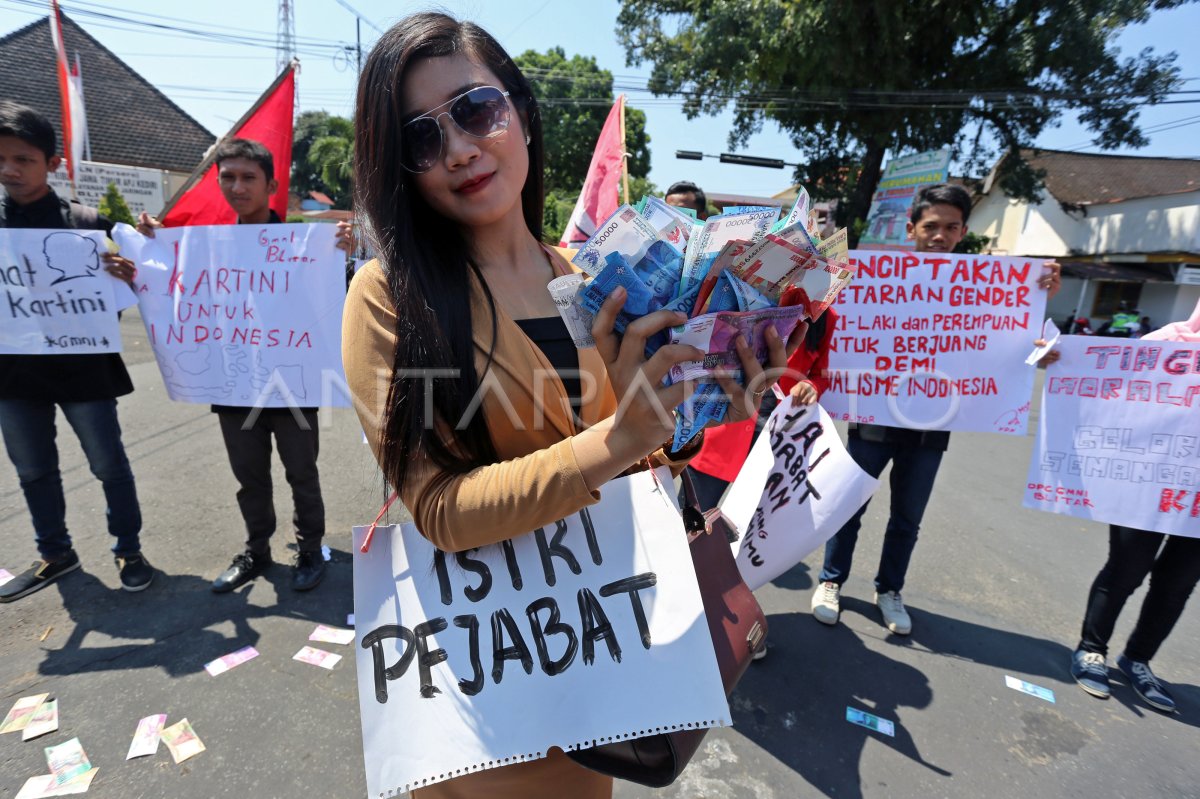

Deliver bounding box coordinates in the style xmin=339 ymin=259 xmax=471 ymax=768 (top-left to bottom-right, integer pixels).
xmin=277 ymin=0 xmax=298 ymax=109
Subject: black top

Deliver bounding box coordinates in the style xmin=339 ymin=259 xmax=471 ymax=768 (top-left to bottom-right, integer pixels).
xmin=0 ymin=190 xmax=133 ymax=403
xmin=850 ymin=423 xmax=950 ymax=452
xmin=515 ymin=316 xmax=584 ymax=427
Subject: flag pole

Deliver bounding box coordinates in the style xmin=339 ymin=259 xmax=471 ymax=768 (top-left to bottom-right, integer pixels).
xmin=158 ymin=58 xmax=299 ymax=218
xmin=619 ymin=95 xmax=630 ymax=205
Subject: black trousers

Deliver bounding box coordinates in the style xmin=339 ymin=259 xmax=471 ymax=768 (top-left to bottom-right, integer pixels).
xmin=1079 ymin=525 xmax=1200 ymax=662
xmin=217 ymin=409 xmax=325 ymax=555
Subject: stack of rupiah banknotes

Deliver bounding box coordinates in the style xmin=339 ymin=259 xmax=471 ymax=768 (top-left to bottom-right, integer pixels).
xmin=550 ymin=187 xmax=856 ymax=448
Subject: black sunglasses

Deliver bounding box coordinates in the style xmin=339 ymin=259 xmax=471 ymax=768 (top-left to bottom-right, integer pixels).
xmin=401 ymin=85 xmax=513 ymax=173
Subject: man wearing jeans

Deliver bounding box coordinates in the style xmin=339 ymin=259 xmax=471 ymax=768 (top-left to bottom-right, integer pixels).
xmin=810 ymin=183 xmax=1060 ymax=635
xmin=0 ymin=101 xmax=152 ymax=601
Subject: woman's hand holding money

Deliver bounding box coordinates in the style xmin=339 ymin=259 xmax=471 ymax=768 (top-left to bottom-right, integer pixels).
xmin=572 ymin=286 xmax=706 ymax=489
xmin=712 ymin=323 xmax=809 ymax=424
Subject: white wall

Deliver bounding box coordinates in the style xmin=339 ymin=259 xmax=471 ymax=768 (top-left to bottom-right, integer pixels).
xmin=973 ymin=188 xmax=1200 ymax=258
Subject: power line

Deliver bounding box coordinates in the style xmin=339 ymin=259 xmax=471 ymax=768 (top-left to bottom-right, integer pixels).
xmin=331 ymin=0 xmax=383 ymax=34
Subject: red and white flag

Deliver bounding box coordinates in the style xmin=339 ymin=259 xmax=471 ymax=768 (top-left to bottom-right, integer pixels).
xmin=49 ymin=1 xmax=86 ymax=188
xmin=160 ymin=64 xmax=297 ymax=227
xmin=559 ymin=95 xmax=626 ymax=248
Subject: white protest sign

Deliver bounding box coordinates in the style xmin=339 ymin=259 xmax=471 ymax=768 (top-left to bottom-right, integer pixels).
xmin=721 ymin=402 xmax=879 ymax=591
xmin=823 ymin=250 xmax=1048 ymax=434
xmin=113 ymin=223 xmax=348 ymax=407
xmin=352 ymin=469 xmax=729 ymax=796
xmin=0 ymin=228 xmax=124 ymax=354
xmin=1024 ymin=336 xmax=1200 ymax=537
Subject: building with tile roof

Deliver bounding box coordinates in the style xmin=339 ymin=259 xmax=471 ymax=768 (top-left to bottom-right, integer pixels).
xmin=970 ymin=149 xmax=1200 ymax=332
xmin=0 ymin=13 xmax=215 ymax=210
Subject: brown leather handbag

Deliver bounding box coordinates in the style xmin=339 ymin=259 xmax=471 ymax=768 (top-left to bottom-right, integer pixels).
xmin=566 ymin=471 xmax=767 ymax=787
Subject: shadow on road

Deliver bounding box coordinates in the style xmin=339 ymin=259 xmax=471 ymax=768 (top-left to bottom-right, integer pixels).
xmin=37 ymin=550 xmax=353 ymax=679
xmin=730 ymin=609 xmax=951 ymax=799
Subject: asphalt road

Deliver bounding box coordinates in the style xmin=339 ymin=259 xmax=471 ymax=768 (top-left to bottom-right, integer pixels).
xmin=1 ymin=309 xmax=1197 ymax=798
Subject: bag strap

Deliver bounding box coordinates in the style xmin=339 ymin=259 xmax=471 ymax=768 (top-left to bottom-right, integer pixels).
xmin=677 ymin=469 xmax=707 ymax=538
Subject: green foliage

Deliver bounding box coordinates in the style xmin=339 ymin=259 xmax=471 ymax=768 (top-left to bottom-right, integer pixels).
xmin=286 ymin=213 xmax=308 ymax=223
xmin=292 ymin=111 xmax=354 ymax=208
xmin=515 ymin=47 xmax=652 ymax=195
xmin=97 ymin=182 xmax=135 ymax=226
xmin=955 ymin=231 xmax=993 ymax=255
xmin=541 ymin=188 xmax=579 ymax=245
xmin=617 ymin=0 xmax=1186 ymax=227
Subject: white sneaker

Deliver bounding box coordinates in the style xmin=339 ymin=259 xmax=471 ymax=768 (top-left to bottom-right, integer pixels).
xmin=875 ymin=591 xmax=912 ymax=635
xmin=811 ymin=581 xmax=841 ymax=625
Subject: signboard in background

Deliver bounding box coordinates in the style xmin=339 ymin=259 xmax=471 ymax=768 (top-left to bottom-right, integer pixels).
xmin=45 ymin=160 xmax=168 ymax=216
xmin=822 ymin=250 xmax=1048 ymax=434
xmin=351 ymin=469 xmax=729 ymax=797
xmin=859 ymin=149 xmax=951 ymax=250
xmin=721 ymin=402 xmax=880 ymax=591
xmin=113 ymin=222 xmax=348 ymax=407
xmin=0 ymin=228 xmax=133 ymax=354
xmin=1024 ymin=336 xmax=1200 ymax=537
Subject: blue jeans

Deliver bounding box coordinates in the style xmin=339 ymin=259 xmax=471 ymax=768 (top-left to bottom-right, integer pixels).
xmin=819 ymin=436 xmax=943 ymax=593
xmin=0 ymin=398 xmax=142 ymax=560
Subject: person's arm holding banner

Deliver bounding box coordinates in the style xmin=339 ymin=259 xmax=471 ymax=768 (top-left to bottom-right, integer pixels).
xmin=1033 ymin=260 xmax=1063 ymax=366
xmin=139 ymin=210 xmax=356 ymax=254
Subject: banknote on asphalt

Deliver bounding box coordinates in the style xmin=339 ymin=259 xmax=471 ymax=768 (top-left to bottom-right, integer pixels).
xmin=22 ymin=699 xmax=58 ymax=741
xmin=45 ymin=738 xmax=91 ymax=785
xmin=203 ymin=645 xmax=259 ymax=677
xmin=681 ymin=207 xmax=780 ymax=293
xmin=293 ymin=646 xmax=343 ymax=670
xmin=0 ymin=693 xmax=50 ymax=734
xmin=161 ymin=718 xmax=205 ymax=763
xmin=309 ymin=625 xmax=355 ymax=646
xmin=126 ymin=713 xmax=167 ymax=759
xmin=14 ymin=768 xmax=98 ymax=799
xmin=571 ymin=205 xmax=662 ymax=276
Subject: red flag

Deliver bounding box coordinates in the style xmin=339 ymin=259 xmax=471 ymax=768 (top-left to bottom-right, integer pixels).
xmin=49 ymin=1 xmax=85 ymax=188
xmin=161 ymin=65 xmax=296 ymax=227
xmin=559 ymin=95 xmax=626 ymax=247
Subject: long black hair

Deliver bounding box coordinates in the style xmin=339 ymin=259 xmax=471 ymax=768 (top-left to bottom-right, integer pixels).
xmin=353 ymin=13 xmax=545 ymax=493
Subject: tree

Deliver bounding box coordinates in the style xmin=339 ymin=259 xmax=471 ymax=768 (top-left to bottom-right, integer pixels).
xmin=292 ymin=110 xmax=354 ymax=208
xmin=617 ymin=1 xmax=1186 ymax=234
xmin=98 ymin=182 xmax=135 ymax=226
xmin=515 ymin=47 xmax=657 ymax=241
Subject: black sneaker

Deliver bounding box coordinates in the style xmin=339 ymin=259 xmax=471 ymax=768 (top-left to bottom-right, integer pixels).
xmin=0 ymin=551 xmax=81 ymax=603
xmin=1117 ymin=653 xmax=1177 ymax=713
xmin=211 ymin=551 xmax=271 ymax=593
xmin=291 ymin=550 xmax=326 ymax=592
xmin=115 ymin=553 xmax=155 ymax=592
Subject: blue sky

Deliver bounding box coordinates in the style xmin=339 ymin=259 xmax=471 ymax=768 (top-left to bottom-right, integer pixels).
xmin=3 ymin=0 xmax=1198 ymax=198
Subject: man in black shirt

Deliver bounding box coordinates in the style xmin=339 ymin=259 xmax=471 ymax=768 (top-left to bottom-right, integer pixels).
xmin=810 ymin=184 xmax=1060 ymax=635
xmin=0 ymin=101 xmax=153 ymax=602
xmin=138 ymin=138 xmax=348 ymax=593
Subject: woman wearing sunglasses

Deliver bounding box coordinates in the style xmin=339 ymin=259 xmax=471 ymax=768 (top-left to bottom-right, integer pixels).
xmin=343 ymin=13 xmax=801 ymax=798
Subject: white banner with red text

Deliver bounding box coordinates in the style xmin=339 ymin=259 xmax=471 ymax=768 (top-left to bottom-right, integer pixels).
xmin=113 ymin=222 xmax=348 ymax=406
xmin=822 ymin=250 xmax=1049 ymax=434
xmin=1024 ymin=336 xmax=1200 ymax=537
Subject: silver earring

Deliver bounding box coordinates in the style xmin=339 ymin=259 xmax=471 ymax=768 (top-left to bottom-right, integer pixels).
xmin=525 ymin=133 xmax=531 ymax=146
